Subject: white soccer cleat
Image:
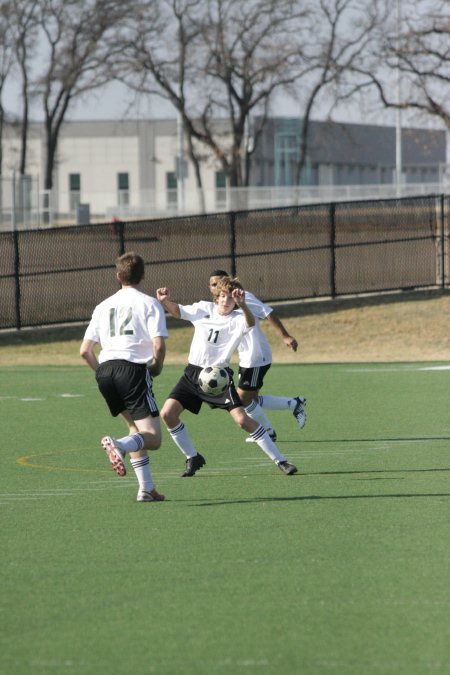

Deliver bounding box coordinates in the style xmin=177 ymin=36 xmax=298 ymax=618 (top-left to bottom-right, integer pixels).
xmin=137 ymin=488 xmax=165 ymax=502
xmin=292 ymin=397 xmax=306 ymax=429
xmin=101 ymin=436 xmax=126 ymax=477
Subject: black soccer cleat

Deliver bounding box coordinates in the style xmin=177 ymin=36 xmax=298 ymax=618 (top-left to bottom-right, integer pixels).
xmin=181 ymin=453 xmax=206 ymax=477
xmin=277 ymin=461 xmax=298 ymax=476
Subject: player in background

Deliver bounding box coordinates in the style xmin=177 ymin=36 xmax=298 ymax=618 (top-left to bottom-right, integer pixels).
xmin=156 ymin=278 xmax=298 ymax=476
xmin=80 ymin=252 xmax=168 ymax=503
xmin=208 ymin=271 xmax=306 ymax=442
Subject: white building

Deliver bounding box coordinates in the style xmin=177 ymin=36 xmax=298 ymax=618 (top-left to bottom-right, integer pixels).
xmin=0 ymin=117 xmax=447 ymax=229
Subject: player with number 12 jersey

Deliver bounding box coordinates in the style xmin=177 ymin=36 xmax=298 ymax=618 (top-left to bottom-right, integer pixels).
xmin=84 ymin=286 xmax=168 ymax=364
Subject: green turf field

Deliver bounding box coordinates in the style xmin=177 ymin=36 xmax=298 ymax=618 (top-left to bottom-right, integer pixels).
xmin=1 ymin=363 xmax=449 ymax=675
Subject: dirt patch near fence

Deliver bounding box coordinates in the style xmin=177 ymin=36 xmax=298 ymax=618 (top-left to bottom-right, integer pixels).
xmin=1 ymin=290 xmax=449 ymax=366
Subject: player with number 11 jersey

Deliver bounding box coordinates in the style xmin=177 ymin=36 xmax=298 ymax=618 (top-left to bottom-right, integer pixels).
xmin=179 ymin=299 xmax=251 ymax=368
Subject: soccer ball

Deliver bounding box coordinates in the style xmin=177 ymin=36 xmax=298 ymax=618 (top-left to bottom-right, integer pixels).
xmin=198 ymin=365 xmax=230 ymax=397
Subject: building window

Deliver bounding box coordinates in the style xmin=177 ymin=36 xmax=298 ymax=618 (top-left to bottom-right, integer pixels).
xmin=215 ymin=171 xmax=227 ymax=208
xmin=166 ymin=172 xmax=178 ymax=209
xmin=117 ymin=172 xmax=129 ymax=207
xmin=69 ymin=173 xmax=81 ymax=212
xmin=274 ymin=132 xmax=302 ymax=186
xmin=19 ymin=174 xmax=33 ymax=210
xmin=273 ymin=120 xmax=314 ymax=187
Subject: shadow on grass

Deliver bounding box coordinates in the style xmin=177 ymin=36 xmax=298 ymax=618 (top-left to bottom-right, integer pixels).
xmin=192 ymin=491 xmax=450 ymax=506
xmin=303 ymin=467 xmax=450 ymax=477
xmin=292 ymin=435 xmax=450 ymax=444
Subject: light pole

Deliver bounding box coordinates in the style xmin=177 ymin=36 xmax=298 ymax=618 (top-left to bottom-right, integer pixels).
xmin=395 ymin=0 xmax=403 ymax=196
xmin=176 ymin=112 xmax=186 ymax=214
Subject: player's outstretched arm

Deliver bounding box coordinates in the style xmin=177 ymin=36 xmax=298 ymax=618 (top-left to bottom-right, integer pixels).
xmin=267 ymin=312 xmax=298 ymax=352
xmin=157 ymin=287 xmax=181 ymax=319
xmin=233 ymin=288 xmax=255 ymax=328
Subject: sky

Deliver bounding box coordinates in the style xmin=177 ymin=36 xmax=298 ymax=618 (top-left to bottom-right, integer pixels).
xmin=3 ymin=60 xmax=445 ymax=143
xmin=3 ymin=69 xmax=398 ymax=127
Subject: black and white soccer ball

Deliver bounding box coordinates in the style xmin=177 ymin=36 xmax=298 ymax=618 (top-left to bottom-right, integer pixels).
xmin=198 ymin=365 xmax=230 ymax=397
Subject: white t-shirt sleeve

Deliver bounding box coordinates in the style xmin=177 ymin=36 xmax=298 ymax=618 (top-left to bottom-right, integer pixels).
xmin=243 ymin=291 xmax=272 ymax=320
xmin=147 ymin=298 xmax=169 ymax=339
xmin=83 ymin=306 xmax=101 ymax=342
xmin=179 ymin=300 xmax=215 ymax=322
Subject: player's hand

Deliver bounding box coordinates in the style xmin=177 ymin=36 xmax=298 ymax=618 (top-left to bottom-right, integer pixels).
xmin=157 ymin=287 xmax=169 ymax=303
xmin=284 ymin=335 xmax=298 ymax=352
xmin=232 ymin=288 xmax=245 ymax=305
xmin=147 ymin=358 xmax=162 ymax=377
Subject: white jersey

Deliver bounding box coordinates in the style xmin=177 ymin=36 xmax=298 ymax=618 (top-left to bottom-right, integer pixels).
xmin=236 ymin=291 xmax=273 ymax=368
xmin=179 ymin=300 xmax=252 ymax=368
xmin=84 ymin=287 xmax=168 ymax=364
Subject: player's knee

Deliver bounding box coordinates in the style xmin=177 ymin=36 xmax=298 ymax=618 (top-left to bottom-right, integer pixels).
xmin=233 ymin=410 xmax=249 ymax=429
xmin=147 ymin=436 xmax=162 ymax=451
xmin=140 ymin=431 xmax=162 ymax=451
xmin=160 ymin=405 xmax=176 ymax=428
xmin=239 ymin=389 xmax=256 ymax=407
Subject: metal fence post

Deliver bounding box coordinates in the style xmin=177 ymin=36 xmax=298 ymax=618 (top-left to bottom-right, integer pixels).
xmin=229 ymin=211 xmax=237 ymax=277
xmin=330 ymin=202 xmax=337 ymax=297
xmin=118 ymin=219 xmax=125 ymax=255
xmin=13 ymin=230 xmax=21 ymax=329
xmin=439 ymin=195 xmax=445 ymax=288
xmin=11 ymin=171 xmax=16 ymax=232
xmin=444 ymin=196 xmax=450 ymax=289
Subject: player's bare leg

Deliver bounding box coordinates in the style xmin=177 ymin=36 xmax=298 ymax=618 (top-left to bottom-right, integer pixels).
xmin=161 ymin=398 xmax=205 ymax=477
xmin=229 ymin=407 xmax=297 ymax=475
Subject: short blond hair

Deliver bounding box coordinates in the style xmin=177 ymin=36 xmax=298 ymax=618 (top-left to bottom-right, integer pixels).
xmin=215 ymin=276 xmax=243 ymax=295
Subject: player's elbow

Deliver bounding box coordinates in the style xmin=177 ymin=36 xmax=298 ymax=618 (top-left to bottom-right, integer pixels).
xmin=80 ymin=340 xmax=93 ymax=361
xmin=79 ymin=345 xmax=89 ymax=360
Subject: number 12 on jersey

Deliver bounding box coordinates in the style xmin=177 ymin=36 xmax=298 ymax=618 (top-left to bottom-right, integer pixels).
xmin=109 ymin=307 xmax=134 ymax=336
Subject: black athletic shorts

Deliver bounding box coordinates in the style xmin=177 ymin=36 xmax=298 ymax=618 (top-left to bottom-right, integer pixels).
xmin=95 ymin=359 xmax=159 ymax=419
xmin=238 ymin=364 xmax=271 ymax=391
xmin=168 ymin=364 xmax=242 ymax=414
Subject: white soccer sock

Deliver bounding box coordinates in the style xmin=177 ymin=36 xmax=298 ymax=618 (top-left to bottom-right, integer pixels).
xmin=245 ymin=400 xmax=274 ymax=431
xmin=168 ymin=422 xmax=197 ymax=459
xmin=130 ymin=455 xmax=154 ymax=491
xmin=115 ymin=433 xmax=145 ymax=454
xmin=258 ymin=395 xmax=296 ymax=411
xmin=250 ymin=425 xmax=286 ymax=463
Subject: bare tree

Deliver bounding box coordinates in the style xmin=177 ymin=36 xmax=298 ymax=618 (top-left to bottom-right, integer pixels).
xmin=114 ymin=1 xmax=207 ymax=197
xmin=385 ymin=0 xmax=450 ymax=130
xmin=9 ymin=0 xmax=40 ymax=176
xmin=338 ymin=0 xmax=450 ymax=130
xmin=113 ymin=0 xmax=219 ymax=204
xmin=114 ymin=0 xmax=309 ymax=195
xmin=33 ymin=0 xmax=131 ymax=191
xmin=292 ymin=0 xmax=387 ymax=183
xmin=0 ymin=0 xmax=17 ymax=176
xmin=196 ymin=0 xmax=309 ymax=188
xmin=115 ymin=0 xmax=388 ymax=202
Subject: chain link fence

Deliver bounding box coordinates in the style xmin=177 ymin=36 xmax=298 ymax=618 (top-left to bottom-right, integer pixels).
xmin=1 ymin=194 xmax=449 ymax=330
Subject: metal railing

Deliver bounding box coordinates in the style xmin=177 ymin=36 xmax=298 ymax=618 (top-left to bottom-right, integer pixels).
xmin=1 ymin=172 xmax=450 ymax=230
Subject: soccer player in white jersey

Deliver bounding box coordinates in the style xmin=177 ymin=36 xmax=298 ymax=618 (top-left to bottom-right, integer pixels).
xmin=80 ymin=252 xmax=168 ymax=502
xmin=156 ymin=277 xmax=297 ymax=477
xmin=208 ymin=271 xmax=306 ymax=441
